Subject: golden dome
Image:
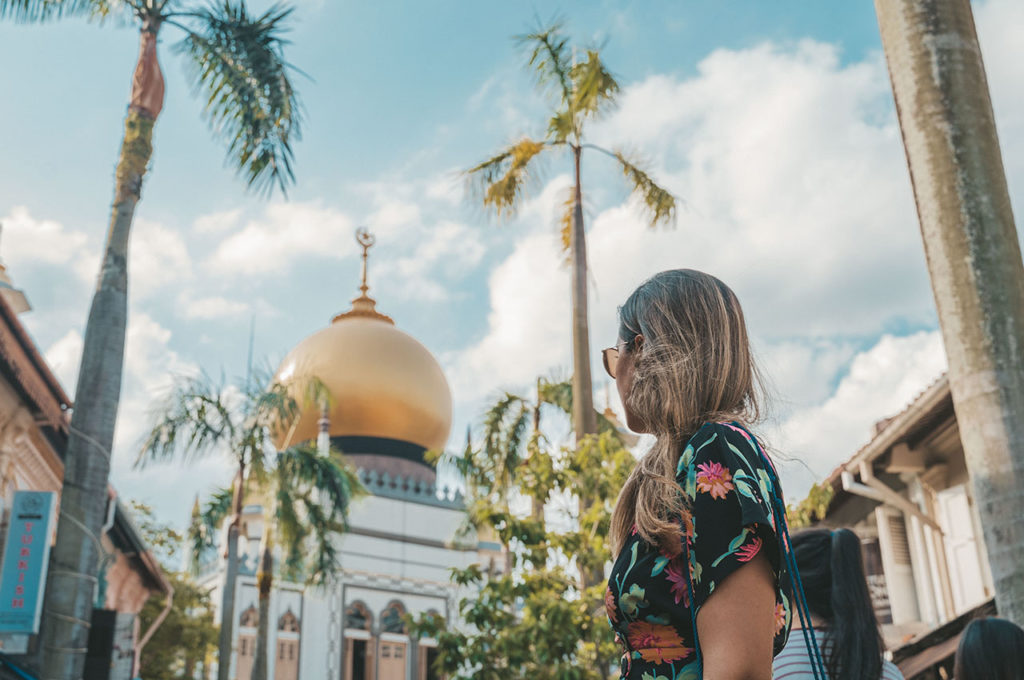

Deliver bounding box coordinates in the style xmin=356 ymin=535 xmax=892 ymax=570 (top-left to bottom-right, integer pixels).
xmin=273 ymin=229 xmax=452 ymax=453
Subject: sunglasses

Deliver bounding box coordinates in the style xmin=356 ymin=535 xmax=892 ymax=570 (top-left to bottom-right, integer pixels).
xmin=602 ymin=341 xmax=629 ymax=379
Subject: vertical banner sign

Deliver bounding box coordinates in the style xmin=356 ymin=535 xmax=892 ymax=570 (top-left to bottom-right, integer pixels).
xmin=0 ymin=491 xmax=58 ymax=633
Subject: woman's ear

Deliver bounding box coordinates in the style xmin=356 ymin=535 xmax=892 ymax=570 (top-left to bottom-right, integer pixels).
xmin=634 ymin=334 xmax=644 ymax=351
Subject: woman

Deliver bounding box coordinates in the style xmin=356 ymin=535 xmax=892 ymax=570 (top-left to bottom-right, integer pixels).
xmin=603 ymin=270 xmax=793 ymax=679
xmin=773 ymin=528 xmax=904 ymax=680
xmin=954 ymin=617 xmax=1024 ymax=680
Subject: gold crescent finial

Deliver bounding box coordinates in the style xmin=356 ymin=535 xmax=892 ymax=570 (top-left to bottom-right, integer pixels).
xmin=356 ymin=227 xmax=375 ymax=296
xmin=331 ymin=227 xmax=394 ymax=325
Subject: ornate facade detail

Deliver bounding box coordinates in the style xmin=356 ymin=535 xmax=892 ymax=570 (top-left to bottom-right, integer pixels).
xmin=356 ymin=467 xmax=464 ymax=509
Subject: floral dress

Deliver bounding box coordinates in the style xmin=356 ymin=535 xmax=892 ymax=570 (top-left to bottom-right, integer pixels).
xmin=605 ymin=422 xmax=793 ymax=679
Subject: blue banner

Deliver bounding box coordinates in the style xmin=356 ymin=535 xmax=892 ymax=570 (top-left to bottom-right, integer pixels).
xmin=0 ymin=491 xmax=57 ymax=634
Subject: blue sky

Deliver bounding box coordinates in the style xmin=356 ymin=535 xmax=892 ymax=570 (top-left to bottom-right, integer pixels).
xmin=1 ymin=0 xmax=1022 ymax=526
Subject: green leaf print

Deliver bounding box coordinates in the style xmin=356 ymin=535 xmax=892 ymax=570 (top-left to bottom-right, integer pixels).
xmin=711 ymin=527 xmax=753 ymax=568
xmin=676 ymin=443 xmax=696 ymax=475
xmin=732 ymin=469 xmax=758 ymax=503
xmin=651 ymin=554 xmax=670 ymax=577
xmin=642 ymin=672 xmax=670 ymax=680
xmin=620 ymin=583 xmax=648 ymax=617
xmin=674 ymin=661 xmax=700 ymax=680
xmin=644 ymin=613 xmax=671 ymax=625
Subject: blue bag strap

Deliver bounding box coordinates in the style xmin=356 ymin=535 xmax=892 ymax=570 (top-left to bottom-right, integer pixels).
xmin=682 ymin=423 xmax=829 ymax=680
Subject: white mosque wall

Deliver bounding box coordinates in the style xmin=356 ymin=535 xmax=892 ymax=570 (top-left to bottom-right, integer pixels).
xmin=207 ymin=492 xmax=489 ymax=680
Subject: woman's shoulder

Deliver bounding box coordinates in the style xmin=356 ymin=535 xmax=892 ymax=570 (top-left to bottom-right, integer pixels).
xmin=678 ymin=421 xmax=769 ymax=476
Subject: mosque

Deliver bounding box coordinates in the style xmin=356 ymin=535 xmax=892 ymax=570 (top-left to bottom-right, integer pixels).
xmin=199 ymin=230 xmax=499 ymax=680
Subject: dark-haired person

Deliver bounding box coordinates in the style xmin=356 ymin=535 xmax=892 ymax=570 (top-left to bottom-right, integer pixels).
xmin=954 ymin=617 xmax=1024 ymax=680
xmin=772 ymin=528 xmax=903 ymax=680
xmin=603 ymin=269 xmax=793 ymax=679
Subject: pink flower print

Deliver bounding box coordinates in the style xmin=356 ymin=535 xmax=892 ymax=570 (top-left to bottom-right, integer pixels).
xmin=774 ymin=602 xmax=788 ymax=633
xmin=735 ymin=536 xmax=763 ymax=563
xmin=719 ymin=422 xmax=752 ymax=442
xmin=626 ymin=622 xmax=691 ymax=664
xmin=665 ymin=556 xmax=690 ymax=607
xmin=696 ymin=461 xmax=735 ymax=499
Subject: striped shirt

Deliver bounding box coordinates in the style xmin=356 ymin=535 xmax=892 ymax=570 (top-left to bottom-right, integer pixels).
xmin=773 ymin=629 xmax=905 ymax=680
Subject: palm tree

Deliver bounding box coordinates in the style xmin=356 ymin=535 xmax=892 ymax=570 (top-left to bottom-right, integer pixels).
xmin=1 ymin=2 xmax=302 ymax=676
xmin=876 ymin=0 xmax=1024 ymax=624
xmin=468 ymin=22 xmax=675 ymax=448
xmin=138 ymin=369 xmax=353 ymax=680
xmin=468 ymin=24 xmax=674 ymax=590
xmin=188 ymin=443 xmax=360 ymax=680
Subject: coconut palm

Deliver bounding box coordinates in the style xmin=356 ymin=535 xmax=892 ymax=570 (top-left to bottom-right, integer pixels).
xmin=188 ymin=443 xmax=360 ymax=680
xmin=468 ymin=22 xmax=676 ymax=449
xmin=468 ymin=24 xmax=674 ymax=591
xmin=138 ymin=369 xmax=353 ymax=680
xmin=1 ymin=1 xmax=302 ymax=676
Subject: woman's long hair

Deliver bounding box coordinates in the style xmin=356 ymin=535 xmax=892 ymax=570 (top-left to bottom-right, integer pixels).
xmin=791 ymin=528 xmax=884 ymax=680
xmin=954 ymin=617 xmax=1024 ymax=680
xmin=609 ymin=269 xmax=763 ymax=555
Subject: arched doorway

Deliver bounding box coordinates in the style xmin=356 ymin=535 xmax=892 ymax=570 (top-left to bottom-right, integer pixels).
xmin=343 ymin=601 xmax=374 ymax=680
xmin=377 ymin=601 xmax=408 ymax=680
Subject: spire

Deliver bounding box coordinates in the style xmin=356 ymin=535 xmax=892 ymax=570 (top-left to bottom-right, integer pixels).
xmin=332 ymin=227 xmax=393 ymax=324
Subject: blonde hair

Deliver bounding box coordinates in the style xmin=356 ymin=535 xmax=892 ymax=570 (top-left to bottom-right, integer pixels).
xmin=609 ymin=269 xmax=763 ymax=556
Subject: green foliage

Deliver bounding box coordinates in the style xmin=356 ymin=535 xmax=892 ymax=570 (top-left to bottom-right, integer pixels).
xmin=187 ymin=486 xmax=233 ymax=575
xmin=269 ymin=442 xmax=364 ymax=586
xmin=141 ymin=366 xmax=362 ymax=584
xmin=2 ymin=0 xmax=302 ymax=197
xmin=175 ymin=1 xmax=302 ymax=196
xmin=138 ymin=572 xmax=219 ymax=680
xmin=409 ymin=380 xmax=635 ymax=679
xmin=613 ymin=150 xmax=677 ymax=227
xmin=128 ymin=499 xmax=219 ymax=680
xmin=787 ymin=481 xmax=835 ymax=529
xmin=467 ymin=21 xmax=676 ymax=252
xmin=0 ymin=0 xmax=107 ymax=23
xmin=128 ymin=500 xmax=186 ymax=570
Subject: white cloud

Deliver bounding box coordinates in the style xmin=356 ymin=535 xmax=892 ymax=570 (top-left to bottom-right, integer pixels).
xmin=44 ymin=329 xmax=84 ymax=395
xmin=193 ymin=207 xmax=244 ymax=235
xmin=178 ymin=293 xmax=251 ymax=320
xmin=771 ymin=331 xmax=948 ymax=497
xmin=452 ymin=38 xmax=939 ymax=414
xmin=130 ymin=218 xmax=192 ymax=298
xmin=1 ymin=206 xmax=93 ymax=281
xmin=207 ymin=201 xmax=355 ymax=276
xmin=447 ymin=228 xmax=569 ymax=402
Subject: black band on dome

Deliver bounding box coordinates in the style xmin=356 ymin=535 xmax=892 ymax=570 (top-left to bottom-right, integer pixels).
xmin=331 ymin=435 xmax=432 ymax=469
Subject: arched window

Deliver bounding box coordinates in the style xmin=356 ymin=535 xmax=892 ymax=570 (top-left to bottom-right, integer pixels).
xmin=278 ymin=608 xmax=300 ymax=633
xmin=344 ymin=601 xmax=372 ymax=631
xmin=240 ymin=604 xmax=258 ymax=628
xmin=380 ymin=601 xmax=407 ymax=635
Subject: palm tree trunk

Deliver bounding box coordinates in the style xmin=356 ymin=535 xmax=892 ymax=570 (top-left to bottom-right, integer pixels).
xmin=218 ymin=467 xmax=246 ymax=680
xmin=570 ymin=146 xmax=598 ymax=442
xmin=251 ymin=533 xmax=274 ymax=680
xmin=876 ymin=0 xmax=1024 ymax=624
xmin=37 ymin=27 xmax=163 ymax=680
xmin=570 ymin=146 xmax=602 ymax=596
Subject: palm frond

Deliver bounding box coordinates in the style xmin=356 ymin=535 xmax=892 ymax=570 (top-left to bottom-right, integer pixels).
xmin=0 ymin=0 xmax=111 ymax=22
xmin=538 ymin=378 xmax=572 ymax=416
xmin=187 ymin=486 xmax=233 ymax=574
xmin=466 ymin=138 xmax=549 ymax=219
xmin=137 ymin=373 xmax=236 ymax=467
xmin=517 ymin=21 xmax=572 ymax=107
xmin=570 ymin=49 xmax=619 ymax=119
xmin=613 ymin=150 xmax=677 ymax=227
xmin=274 ymin=443 xmax=363 ymax=585
xmin=175 ymin=1 xmax=302 ymax=196
xmin=547 ymin=108 xmax=573 ymax=144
